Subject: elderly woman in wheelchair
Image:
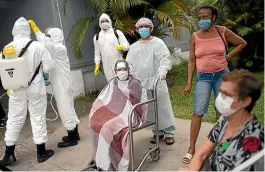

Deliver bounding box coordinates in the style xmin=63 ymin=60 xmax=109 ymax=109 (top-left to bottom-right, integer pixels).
xmin=88 ymin=59 xmax=149 ymax=171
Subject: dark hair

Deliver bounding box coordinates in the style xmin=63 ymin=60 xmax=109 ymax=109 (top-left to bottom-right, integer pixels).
xmin=222 ymin=70 xmax=263 ymax=112
xmin=199 ymin=5 xmax=218 ymax=19
xmin=114 ymin=59 xmax=129 ymax=70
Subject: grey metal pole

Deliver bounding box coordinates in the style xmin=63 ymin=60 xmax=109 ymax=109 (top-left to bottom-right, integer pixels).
xmin=128 ymin=108 xmax=135 ymax=171
xmin=154 ymin=79 xmax=159 ymax=148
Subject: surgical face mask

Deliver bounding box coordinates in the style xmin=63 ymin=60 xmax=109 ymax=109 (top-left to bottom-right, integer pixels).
xmin=139 ymin=27 xmax=150 ymax=38
xmin=198 ymin=19 xmax=211 ymax=30
xmin=117 ymin=71 xmax=129 ymax=81
xmin=101 ymin=22 xmax=110 ymax=30
xmin=215 ymin=93 xmax=240 ymax=117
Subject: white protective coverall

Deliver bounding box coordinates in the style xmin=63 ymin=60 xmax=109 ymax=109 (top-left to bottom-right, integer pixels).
xmin=3 ymin=17 xmax=54 ymax=146
xmin=34 ymin=28 xmax=80 ymax=131
xmin=126 ymin=37 xmax=176 ymax=136
xmin=93 ymin=13 xmax=130 ymax=81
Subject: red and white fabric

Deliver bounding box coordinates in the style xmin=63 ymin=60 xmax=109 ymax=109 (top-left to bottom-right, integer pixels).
xmin=89 ymin=77 xmax=148 ymax=171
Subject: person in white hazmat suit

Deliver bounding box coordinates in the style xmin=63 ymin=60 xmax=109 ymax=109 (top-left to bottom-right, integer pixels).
xmin=126 ymin=17 xmax=176 ymax=145
xmin=0 ymin=17 xmax=55 ymax=166
xmin=93 ymin=13 xmax=130 ymax=81
xmin=28 ymin=20 xmax=80 ymax=148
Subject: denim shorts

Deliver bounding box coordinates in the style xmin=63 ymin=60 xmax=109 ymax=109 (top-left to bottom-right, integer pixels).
xmin=193 ymin=67 xmax=230 ymax=115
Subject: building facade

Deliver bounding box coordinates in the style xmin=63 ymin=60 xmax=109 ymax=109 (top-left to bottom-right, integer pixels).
xmin=0 ymin=0 xmax=190 ymax=96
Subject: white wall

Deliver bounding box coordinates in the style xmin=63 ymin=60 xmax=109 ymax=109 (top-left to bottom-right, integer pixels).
xmin=57 ymin=0 xmax=107 ymax=92
xmin=0 ymin=0 xmax=55 ymax=48
xmin=163 ymin=27 xmax=191 ymax=51
xmin=0 ymin=0 xmax=191 ymax=93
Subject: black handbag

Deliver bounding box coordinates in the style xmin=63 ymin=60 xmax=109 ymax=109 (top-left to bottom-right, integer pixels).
xmin=215 ymin=26 xmax=234 ymax=71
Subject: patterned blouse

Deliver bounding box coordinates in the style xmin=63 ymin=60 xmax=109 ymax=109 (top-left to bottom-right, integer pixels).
xmin=208 ymin=115 xmax=264 ymax=171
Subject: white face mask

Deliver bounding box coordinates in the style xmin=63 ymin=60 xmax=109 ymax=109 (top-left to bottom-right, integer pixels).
xmin=117 ymin=71 xmax=128 ymax=81
xmin=101 ymin=22 xmax=110 ymax=30
xmin=215 ymin=93 xmax=240 ymax=117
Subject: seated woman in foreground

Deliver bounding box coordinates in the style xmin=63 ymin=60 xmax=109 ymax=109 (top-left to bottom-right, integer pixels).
xmin=180 ymin=70 xmax=264 ymax=171
xmin=89 ymin=59 xmax=148 ymax=171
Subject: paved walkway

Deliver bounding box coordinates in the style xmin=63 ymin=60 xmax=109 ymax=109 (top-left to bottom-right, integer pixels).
xmin=0 ymin=101 xmax=214 ymax=171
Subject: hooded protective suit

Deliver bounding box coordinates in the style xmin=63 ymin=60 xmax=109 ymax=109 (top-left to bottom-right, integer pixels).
xmin=2 ymin=17 xmax=54 ymax=146
xmin=126 ymin=18 xmax=176 ymax=138
xmin=93 ymin=13 xmax=130 ymax=81
xmin=33 ymin=28 xmax=80 ymax=131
